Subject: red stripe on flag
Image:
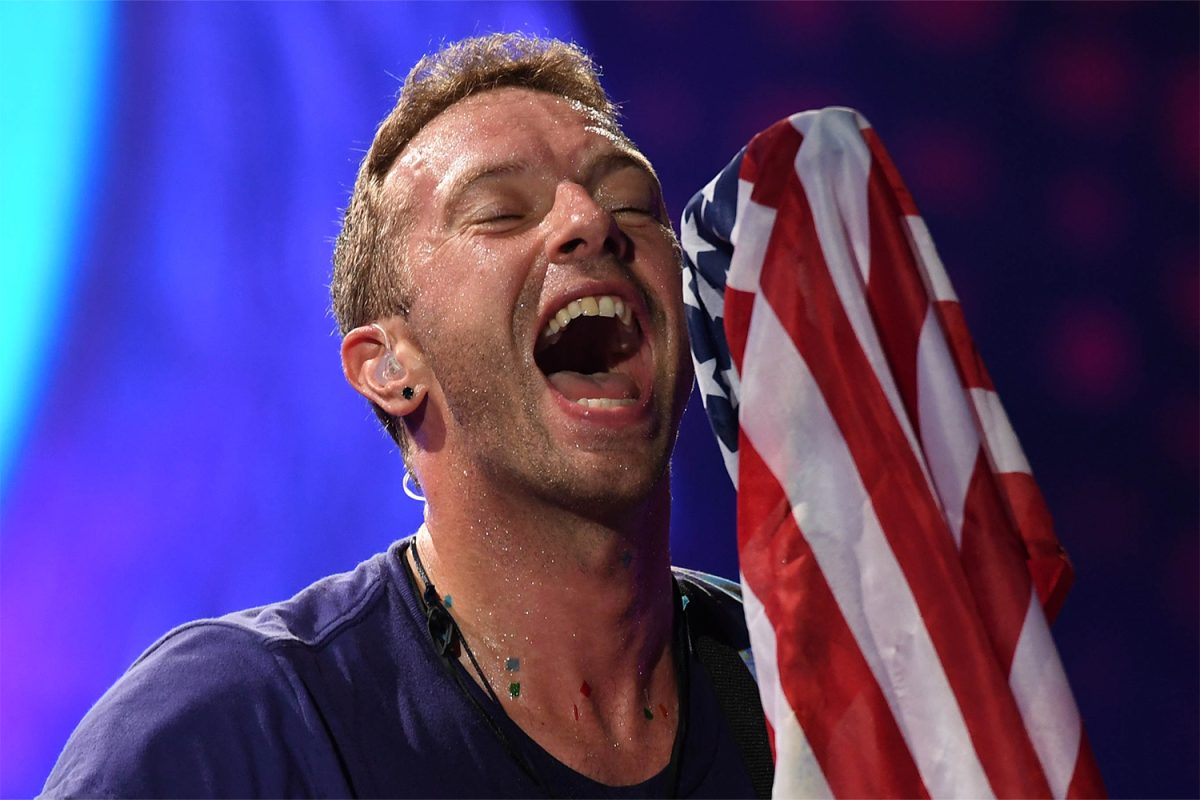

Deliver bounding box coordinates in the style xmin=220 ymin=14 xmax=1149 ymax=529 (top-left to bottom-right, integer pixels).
xmin=738 ymin=437 xmax=929 ymax=798
xmin=935 ymin=300 xmax=995 ymax=391
xmin=861 ymin=127 xmax=921 ymax=217
xmin=724 ymin=118 xmax=802 ymax=380
xmin=744 ymin=121 xmax=804 ymax=213
xmin=864 ymin=157 xmax=933 ymax=438
xmin=724 ymin=288 xmax=755 ymax=375
xmin=998 ymin=472 xmax=1074 ymax=622
xmin=1066 ymin=730 xmax=1107 ymax=798
xmin=960 ymin=450 xmax=1036 ymax=673
xmin=751 ymin=148 xmax=1053 ymax=796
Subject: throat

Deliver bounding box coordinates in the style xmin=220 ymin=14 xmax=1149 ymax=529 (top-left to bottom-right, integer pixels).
xmin=405 ymin=524 xmax=685 ymax=786
xmin=407 ymin=539 xmax=683 ymax=786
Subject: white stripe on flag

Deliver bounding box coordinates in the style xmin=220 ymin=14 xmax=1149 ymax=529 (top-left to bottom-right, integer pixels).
xmin=727 ymin=196 xmax=776 ymax=295
xmin=739 ymin=297 xmax=994 ymax=799
xmin=791 ymin=109 xmax=872 ymax=283
xmin=970 ymin=388 xmax=1033 ymax=475
xmin=791 ymin=111 xmax=937 ymax=501
xmin=1009 ymin=586 xmax=1084 ymax=799
xmin=916 ymin=308 xmax=981 ymax=548
xmin=741 ymin=577 xmax=834 ymax=799
xmin=905 ymin=216 xmax=958 ymax=302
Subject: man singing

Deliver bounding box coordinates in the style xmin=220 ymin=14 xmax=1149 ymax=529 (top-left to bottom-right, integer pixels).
xmin=43 ymin=33 xmax=769 ymax=798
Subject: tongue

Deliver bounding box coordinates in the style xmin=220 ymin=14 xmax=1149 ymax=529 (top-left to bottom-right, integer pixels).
xmin=547 ymin=370 xmax=638 ymax=402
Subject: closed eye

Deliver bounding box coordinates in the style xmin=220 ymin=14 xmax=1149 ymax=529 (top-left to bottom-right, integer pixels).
xmin=612 ymin=206 xmax=665 ymax=226
xmin=612 ymin=206 xmax=660 ymax=221
xmin=471 ymin=212 xmax=528 ymax=229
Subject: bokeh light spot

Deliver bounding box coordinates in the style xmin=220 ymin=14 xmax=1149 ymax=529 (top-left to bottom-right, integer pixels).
xmin=755 ymin=1 xmax=847 ymax=42
xmin=1163 ymin=60 xmax=1199 ymax=188
xmin=1031 ymin=38 xmax=1135 ymax=127
xmin=893 ymin=123 xmax=993 ymax=216
xmin=1056 ymin=475 xmax=1146 ymax=565
xmin=1161 ymin=248 xmax=1200 ymax=345
xmin=1045 ymin=171 xmax=1128 ymax=258
xmin=1044 ymin=301 xmax=1137 ymax=408
xmin=1153 ymin=392 xmax=1199 ymax=479
xmin=883 ymin=0 xmax=1009 ymax=52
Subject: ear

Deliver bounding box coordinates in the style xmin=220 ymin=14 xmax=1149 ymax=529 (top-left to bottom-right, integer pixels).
xmin=341 ymin=319 xmax=430 ymax=417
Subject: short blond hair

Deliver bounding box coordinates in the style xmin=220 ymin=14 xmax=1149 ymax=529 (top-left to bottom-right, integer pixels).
xmin=331 ymin=33 xmax=620 ymax=449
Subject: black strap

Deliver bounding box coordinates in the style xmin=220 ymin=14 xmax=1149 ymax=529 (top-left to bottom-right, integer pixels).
xmin=693 ymin=634 xmax=774 ymax=799
xmin=678 ymin=575 xmax=774 ymax=800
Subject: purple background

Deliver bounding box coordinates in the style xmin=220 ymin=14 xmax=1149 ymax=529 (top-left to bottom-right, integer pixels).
xmin=2 ymin=3 xmax=1195 ymax=796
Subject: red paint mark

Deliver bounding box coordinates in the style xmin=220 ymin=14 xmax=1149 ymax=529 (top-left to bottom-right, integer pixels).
xmin=579 ymin=681 xmax=591 ymax=698
xmin=658 ymin=703 xmax=669 ymax=720
xmin=573 ymin=703 xmax=579 ymax=721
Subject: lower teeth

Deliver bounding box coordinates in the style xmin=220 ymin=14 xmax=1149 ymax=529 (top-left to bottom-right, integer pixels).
xmin=576 ymin=398 xmax=636 ymax=409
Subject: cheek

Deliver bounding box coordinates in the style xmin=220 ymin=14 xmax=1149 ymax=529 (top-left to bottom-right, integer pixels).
xmin=445 ymin=237 xmax=538 ymax=297
xmin=409 ymin=241 xmax=515 ymax=324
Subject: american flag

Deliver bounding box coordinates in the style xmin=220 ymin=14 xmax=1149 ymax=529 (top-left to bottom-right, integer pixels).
xmin=680 ymin=108 xmax=1105 ymax=798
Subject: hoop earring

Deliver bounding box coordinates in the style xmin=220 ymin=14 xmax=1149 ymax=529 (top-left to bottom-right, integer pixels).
xmin=403 ymin=471 xmax=427 ymax=503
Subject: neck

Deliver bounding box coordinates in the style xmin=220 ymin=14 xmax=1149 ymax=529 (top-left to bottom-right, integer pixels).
xmin=409 ymin=471 xmax=680 ymax=782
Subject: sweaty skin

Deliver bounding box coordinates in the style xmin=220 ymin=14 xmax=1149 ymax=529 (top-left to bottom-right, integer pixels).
xmin=364 ymin=88 xmax=695 ymax=785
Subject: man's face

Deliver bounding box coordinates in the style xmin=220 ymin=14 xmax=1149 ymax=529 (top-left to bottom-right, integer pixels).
xmin=389 ymin=87 xmax=693 ymax=515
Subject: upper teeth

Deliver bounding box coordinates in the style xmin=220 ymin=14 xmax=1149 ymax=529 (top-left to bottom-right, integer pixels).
xmin=545 ymin=294 xmax=633 ymax=338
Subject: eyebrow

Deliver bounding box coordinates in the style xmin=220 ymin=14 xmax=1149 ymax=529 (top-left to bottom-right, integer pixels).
xmin=584 ymin=150 xmax=659 ymax=187
xmin=441 ymin=160 xmax=532 ymax=207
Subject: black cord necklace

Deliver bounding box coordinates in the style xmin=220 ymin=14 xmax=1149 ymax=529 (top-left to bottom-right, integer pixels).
xmin=403 ymin=538 xmax=691 ymax=798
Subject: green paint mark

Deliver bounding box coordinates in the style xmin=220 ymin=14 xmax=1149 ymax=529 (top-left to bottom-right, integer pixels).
xmin=508 ymin=682 xmax=521 ymax=699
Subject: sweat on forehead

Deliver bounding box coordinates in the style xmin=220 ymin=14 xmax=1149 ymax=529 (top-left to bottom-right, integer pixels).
xmin=388 ymin=88 xmax=650 ymax=199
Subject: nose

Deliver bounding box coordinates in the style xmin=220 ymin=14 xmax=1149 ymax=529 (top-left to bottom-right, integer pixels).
xmin=544 ymin=182 xmax=631 ymax=263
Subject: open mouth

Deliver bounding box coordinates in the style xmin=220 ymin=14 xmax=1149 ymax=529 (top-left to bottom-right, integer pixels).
xmin=533 ymin=293 xmax=647 ymax=410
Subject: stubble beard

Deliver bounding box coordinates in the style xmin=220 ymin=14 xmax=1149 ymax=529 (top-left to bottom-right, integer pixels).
xmin=423 ymin=330 xmax=680 ymax=523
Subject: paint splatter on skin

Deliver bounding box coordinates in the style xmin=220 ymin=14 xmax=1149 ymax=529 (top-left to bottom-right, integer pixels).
xmin=505 ymin=657 xmax=520 ymax=671
xmin=573 ymin=703 xmax=580 ymax=721
xmin=659 ymin=703 xmax=669 ymax=719
xmin=580 ymin=681 xmax=591 ymax=697
xmin=643 ymin=706 xmax=654 ymax=720
xmin=620 ymin=551 xmax=633 ymax=568
xmin=508 ymin=682 xmax=521 ymax=699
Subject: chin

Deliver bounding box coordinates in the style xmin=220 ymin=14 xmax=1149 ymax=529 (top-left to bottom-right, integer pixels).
xmin=526 ymin=446 xmax=673 ymax=521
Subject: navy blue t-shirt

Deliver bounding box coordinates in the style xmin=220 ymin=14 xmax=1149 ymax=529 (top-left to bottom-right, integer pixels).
xmin=42 ymin=538 xmax=758 ymax=798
